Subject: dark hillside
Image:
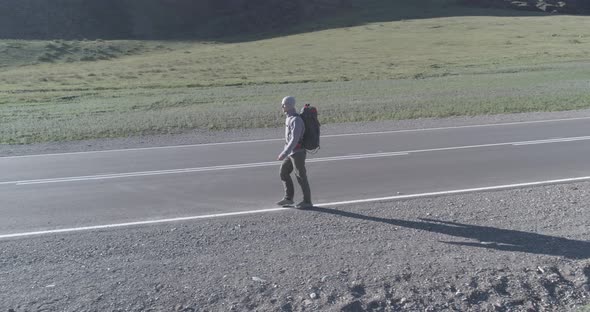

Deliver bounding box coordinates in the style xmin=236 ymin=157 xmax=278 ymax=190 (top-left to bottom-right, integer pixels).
xmin=0 ymin=0 xmax=587 ymax=41
xmin=0 ymin=0 xmax=353 ymax=40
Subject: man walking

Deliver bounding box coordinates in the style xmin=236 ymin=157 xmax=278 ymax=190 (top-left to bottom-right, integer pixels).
xmin=276 ymin=96 xmax=313 ymax=209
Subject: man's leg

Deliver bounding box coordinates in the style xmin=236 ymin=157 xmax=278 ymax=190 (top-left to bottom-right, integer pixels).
xmin=291 ymin=151 xmax=312 ymax=204
xmin=279 ymin=157 xmax=295 ymax=201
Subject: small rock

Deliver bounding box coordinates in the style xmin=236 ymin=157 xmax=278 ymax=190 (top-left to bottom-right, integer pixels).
xmin=252 ymin=277 xmax=266 ymax=283
xmin=400 ymin=298 xmax=407 ymax=304
xmin=208 ymin=294 xmax=219 ymax=304
xmin=280 ymin=303 xmax=293 ymax=312
xmin=310 ymin=293 xmax=318 ymax=299
xmin=547 ymin=273 xmax=560 ymax=281
xmin=303 ymin=299 xmax=313 ymax=306
xmin=403 ymin=302 xmax=414 ymax=308
xmin=582 ymin=284 xmax=590 ymax=292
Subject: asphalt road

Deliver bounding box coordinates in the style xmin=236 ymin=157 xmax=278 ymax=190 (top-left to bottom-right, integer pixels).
xmin=2 ymin=117 xmax=590 ymax=237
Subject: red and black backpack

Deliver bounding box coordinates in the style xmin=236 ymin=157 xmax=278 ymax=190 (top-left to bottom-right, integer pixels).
xmin=299 ymin=104 xmax=320 ymax=152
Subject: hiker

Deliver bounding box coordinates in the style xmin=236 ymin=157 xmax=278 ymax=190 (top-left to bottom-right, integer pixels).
xmin=276 ymin=96 xmax=313 ymax=209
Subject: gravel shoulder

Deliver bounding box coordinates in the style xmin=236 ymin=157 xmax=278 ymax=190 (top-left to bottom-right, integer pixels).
xmin=1 ymin=182 xmax=590 ymax=311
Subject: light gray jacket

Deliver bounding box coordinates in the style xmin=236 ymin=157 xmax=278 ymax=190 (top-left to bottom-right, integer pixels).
xmin=280 ymin=111 xmax=305 ymax=159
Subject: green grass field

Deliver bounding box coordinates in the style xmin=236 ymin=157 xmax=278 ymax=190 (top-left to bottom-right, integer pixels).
xmin=1 ymin=2 xmax=590 ymax=144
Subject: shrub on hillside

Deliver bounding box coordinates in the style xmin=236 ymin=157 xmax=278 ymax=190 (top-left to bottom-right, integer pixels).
xmin=460 ymin=0 xmax=590 ymax=13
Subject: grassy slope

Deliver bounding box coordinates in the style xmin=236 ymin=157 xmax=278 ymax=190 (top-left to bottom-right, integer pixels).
xmin=1 ymin=2 xmax=590 ymax=144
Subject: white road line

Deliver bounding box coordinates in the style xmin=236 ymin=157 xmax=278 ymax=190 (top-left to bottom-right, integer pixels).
xmin=2 ymin=175 xmax=589 ymax=239
xmin=319 ymin=176 xmax=590 ymax=206
xmin=0 ymin=151 xmax=410 ymax=186
xmin=308 ymin=151 xmax=409 ymax=162
xmin=3 ymin=116 xmax=590 ymax=159
xmin=512 ymin=136 xmax=590 ymax=146
xmin=0 ymin=208 xmax=291 ymax=239
xmin=12 ymin=162 xmax=279 ymax=185
xmin=3 ymin=135 xmax=590 ymax=186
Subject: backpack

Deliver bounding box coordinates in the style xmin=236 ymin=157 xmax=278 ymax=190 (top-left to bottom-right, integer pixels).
xmin=299 ymin=104 xmax=320 ymax=152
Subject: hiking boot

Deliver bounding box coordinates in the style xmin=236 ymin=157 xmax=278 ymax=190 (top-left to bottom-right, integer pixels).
xmin=295 ymin=201 xmax=313 ymax=209
xmin=276 ymin=198 xmax=294 ymax=206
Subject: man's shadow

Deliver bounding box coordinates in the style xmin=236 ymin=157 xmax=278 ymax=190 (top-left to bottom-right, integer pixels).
xmin=307 ymin=206 xmax=590 ymax=260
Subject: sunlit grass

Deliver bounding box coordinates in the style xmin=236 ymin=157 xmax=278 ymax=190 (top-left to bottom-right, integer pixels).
xmin=2 ymin=15 xmax=589 ymax=91
xmin=1 ymin=64 xmax=589 ymax=144
xmin=1 ymin=10 xmax=590 ymax=144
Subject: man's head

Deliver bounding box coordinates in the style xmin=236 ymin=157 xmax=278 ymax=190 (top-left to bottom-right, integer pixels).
xmin=281 ymin=96 xmax=296 ymax=113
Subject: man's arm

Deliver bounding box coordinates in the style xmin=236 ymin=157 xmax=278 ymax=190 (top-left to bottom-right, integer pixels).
xmin=278 ymin=116 xmax=304 ymax=160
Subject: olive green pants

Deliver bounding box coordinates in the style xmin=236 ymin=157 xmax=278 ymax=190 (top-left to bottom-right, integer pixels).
xmin=280 ymin=151 xmax=312 ymax=204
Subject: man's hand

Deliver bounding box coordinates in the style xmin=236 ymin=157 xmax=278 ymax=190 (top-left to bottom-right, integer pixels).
xmin=277 ymin=153 xmax=286 ymax=161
